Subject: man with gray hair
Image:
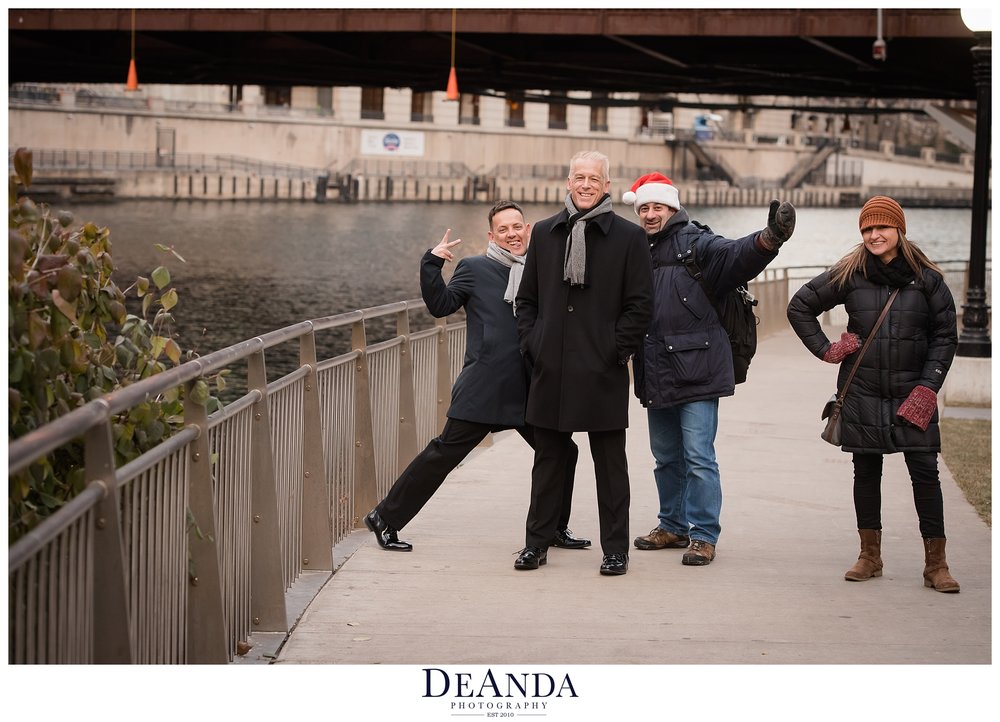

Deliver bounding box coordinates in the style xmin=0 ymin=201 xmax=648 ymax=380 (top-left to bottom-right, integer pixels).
xmin=514 ymin=151 xmax=653 ymax=576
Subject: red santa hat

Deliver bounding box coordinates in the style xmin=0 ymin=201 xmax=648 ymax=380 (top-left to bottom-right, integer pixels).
xmin=621 ymin=172 xmax=680 ymax=214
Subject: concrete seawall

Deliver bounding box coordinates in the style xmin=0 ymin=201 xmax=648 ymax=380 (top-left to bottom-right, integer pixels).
xmin=22 ymin=167 xmax=972 ymax=209
xmin=10 ymin=98 xmax=975 ymax=207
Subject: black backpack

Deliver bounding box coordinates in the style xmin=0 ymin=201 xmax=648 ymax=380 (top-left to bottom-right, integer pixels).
xmin=680 ymin=239 xmax=759 ymax=384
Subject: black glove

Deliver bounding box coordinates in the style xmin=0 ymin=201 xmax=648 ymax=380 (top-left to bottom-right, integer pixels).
xmin=759 ymin=199 xmax=795 ymax=250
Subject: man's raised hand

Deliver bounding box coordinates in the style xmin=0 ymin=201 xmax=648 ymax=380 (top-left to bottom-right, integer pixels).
xmin=431 ymin=229 xmax=463 ymax=261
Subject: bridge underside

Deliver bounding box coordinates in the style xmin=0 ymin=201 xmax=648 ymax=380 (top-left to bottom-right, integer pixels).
xmin=7 ymin=8 xmax=979 ymax=101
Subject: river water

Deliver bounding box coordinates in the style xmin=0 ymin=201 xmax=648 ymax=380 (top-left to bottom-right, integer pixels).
xmin=62 ymin=199 xmax=989 ymax=379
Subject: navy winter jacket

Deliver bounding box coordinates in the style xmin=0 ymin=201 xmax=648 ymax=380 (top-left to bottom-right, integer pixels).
xmin=633 ymin=208 xmax=775 ymax=408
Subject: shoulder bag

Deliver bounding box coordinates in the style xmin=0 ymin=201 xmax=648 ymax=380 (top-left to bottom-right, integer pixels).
xmin=821 ymin=288 xmax=900 ymax=446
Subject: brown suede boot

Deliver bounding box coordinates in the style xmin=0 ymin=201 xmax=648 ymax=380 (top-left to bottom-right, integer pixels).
xmin=844 ymin=529 xmax=883 ymax=581
xmin=923 ymin=538 xmax=960 ymax=593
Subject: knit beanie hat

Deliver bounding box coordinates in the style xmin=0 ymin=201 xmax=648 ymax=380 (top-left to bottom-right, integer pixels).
xmin=621 ymin=172 xmax=680 ymax=214
xmin=859 ymin=196 xmax=906 ymax=234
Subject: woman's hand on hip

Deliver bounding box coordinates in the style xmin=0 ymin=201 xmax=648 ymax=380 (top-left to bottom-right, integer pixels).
xmin=822 ymin=332 xmax=861 ymax=364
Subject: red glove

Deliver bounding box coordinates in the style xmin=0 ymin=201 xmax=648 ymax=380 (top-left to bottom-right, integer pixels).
xmin=897 ymin=385 xmax=938 ymax=431
xmin=822 ymin=332 xmax=861 ymax=364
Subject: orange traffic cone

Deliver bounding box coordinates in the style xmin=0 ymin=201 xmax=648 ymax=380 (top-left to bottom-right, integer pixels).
xmin=126 ymin=58 xmax=139 ymax=91
xmin=445 ymin=66 xmax=459 ymax=101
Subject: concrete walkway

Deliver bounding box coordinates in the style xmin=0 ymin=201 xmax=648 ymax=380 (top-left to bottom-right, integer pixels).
xmin=277 ymin=329 xmax=990 ymax=669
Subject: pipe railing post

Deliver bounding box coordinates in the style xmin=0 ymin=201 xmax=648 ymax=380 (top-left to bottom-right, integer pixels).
xmin=247 ymin=350 xmax=289 ymax=632
xmin=299 ymin=329 xmax=334 ymax=570
xmin=768 ymin=268 xmax=786 ymax=337
xmin=182 ymin=381 xmax=229 ymax=663
xmin=434 ymin=318 xmax=451 ymax=431
xmin=776 ymin=268 xmax=791 ymax=335
xmin=351 ymin=319 xmax=379 ymax=526
xmin=395 ymin=309 xmax=418 ymax=475
xmin=759 ymin=271 xmax=770 ymax=337
xmin=85 ymin=416 xmax=133 ymax=663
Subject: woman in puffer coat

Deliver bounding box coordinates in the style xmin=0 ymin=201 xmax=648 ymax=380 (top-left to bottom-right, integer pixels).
xmin=787 ymin=196 xmax=960 ymax=592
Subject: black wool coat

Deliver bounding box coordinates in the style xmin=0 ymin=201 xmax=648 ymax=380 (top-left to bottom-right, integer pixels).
xmin=515 ymin=208 xmax=653 ymax=432
xmin=421 ymin=250 xmax=527 ymax=427
xmin=786 ymin=266 xmax=957 ymax=453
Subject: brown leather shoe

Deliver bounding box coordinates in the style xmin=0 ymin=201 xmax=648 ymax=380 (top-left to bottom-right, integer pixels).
xmin=682 ymin=540 xmax=716 ymax=566
xmin=633 ymin=527 xmax=690 ymax=550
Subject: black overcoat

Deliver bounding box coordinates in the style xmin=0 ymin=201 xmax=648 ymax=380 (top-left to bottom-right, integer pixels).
xmin=787 ymin=266 xmax=957 ymax=453
xmin=421 ymin=250 xmax=527 ymax=427
xmin=516 ymin=208 xmax=653 ymax=432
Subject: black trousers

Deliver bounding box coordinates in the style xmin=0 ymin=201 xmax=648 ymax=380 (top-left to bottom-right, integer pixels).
xmin=852 ymin=451 xmax=946 ymax=538
xmin=376 ymin=417 xmax=578 ymax=532
xmin=525 ymin=427 xmax=630 ymax=555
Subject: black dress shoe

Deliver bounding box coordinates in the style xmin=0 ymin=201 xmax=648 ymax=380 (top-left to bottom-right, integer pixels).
xmin=552 ymin=528 xmax=592 ymax=549
xmin=514 ymin=546 xmax=547 ymax=570
xmin=599 ymin=553 xmax=628 ymax=576
xmin=364 ymin=509 xmax=413 ymax=552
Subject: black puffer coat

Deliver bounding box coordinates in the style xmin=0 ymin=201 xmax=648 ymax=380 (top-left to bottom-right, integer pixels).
xmin=787 ymin=266 xmax=957 ymax=453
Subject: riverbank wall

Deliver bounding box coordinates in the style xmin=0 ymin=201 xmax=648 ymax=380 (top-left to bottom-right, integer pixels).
xmin=9 ymin=93 xmax=976 ymax=207
xmin=19 ymin=167 xmax=974 ymax=210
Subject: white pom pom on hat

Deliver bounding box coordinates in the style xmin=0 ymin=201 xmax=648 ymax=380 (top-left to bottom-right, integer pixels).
xmin=621 ymin=172 xmax=680 ymax=214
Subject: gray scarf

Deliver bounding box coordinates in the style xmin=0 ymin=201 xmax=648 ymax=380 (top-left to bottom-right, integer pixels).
xmin=563 ymin=192 xmax=613 ymax=287
xmin=486 ymin=241 xmax=525 ymax=315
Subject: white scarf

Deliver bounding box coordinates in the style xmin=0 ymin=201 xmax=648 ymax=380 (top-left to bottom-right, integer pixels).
xmin=486 ymin=242 xmax=525 ymax=316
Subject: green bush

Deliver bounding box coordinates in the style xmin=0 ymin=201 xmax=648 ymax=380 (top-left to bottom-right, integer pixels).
xmin=8 ymin=148 xmax=224 ymax=543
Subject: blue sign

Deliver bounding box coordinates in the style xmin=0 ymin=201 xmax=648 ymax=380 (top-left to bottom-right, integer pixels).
xmin=382 ymin=133 xmax=401 ymax=151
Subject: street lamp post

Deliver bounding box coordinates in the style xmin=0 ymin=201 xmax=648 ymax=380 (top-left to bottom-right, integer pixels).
xmin=957 ymin=10 xmax=992 ymax=357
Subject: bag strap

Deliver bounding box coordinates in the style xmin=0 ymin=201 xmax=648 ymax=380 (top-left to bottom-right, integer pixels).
xmin=682 ymin=239 xmax=714 ymax=298
xmin=833 ymin=288 xmax=900 ymax=404
xmin=654 ymin=232 xmax=757 ymax=318
xmin=685 ymin=240 xmax=758 ymax=312
xmin=651 ymin=235 xmax=722 ymax=310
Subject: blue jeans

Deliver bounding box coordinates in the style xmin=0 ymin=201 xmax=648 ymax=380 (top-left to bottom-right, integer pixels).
xmin=647 ymin=399 xmax=722 ymax=545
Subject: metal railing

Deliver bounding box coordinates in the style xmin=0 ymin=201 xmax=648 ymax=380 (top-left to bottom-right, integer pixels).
xmin=163 ymin=99 xmax=238 ymax=115
xmin=338 ymin=158 xmax=473 ymax=179
xmin=757 ymin=259 xmax=990 ymax=329
xmin=75 ymin=93 xmax=148 ymax=112
xmin=7 ymin=259 xmax=986 ymax=664
xmin=8 ymin=299 xmax=466 ymax=664
xmin=8 ymin=87 xmax=329 ymax=121
xmin=485 ymin=163 xmax=678 ymax=183
xmin=15 ymin=149 xmax=326 ymax=180
xmin=868 ymin=186 xmax=974 ymax=207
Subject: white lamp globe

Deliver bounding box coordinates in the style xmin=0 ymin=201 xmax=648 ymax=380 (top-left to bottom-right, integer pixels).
xmin=961 ymin=8 xmax=992 ymax=33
